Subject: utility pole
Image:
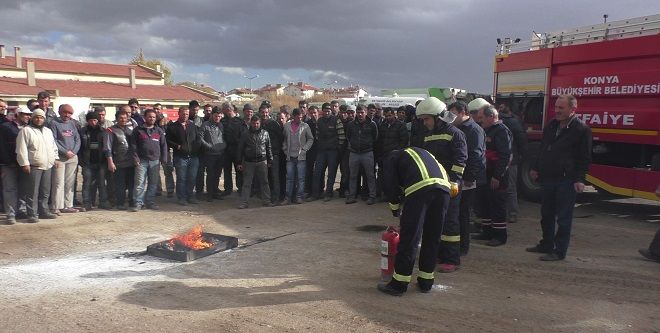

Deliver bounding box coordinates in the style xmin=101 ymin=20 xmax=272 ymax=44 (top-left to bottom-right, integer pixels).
xmin=244 ymin=74 xmax=259 ymax=91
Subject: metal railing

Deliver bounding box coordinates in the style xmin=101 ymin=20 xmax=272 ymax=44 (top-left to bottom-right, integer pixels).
xmin=496 ymin=14 xmax=660 ymax=55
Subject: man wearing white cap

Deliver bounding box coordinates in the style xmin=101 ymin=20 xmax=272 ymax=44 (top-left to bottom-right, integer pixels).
xmin=16 ymin=109 xmax=59 ymax=223
xmin=0 ymin=107 xmax=32 ymax=224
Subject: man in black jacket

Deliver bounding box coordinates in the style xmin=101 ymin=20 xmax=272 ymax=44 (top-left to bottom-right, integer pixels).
xmin=527 ymin=94 xmax=592 ymax=261
xmin=304 ymin=106 xmax=319 ymax=197
xmin=345 ymin=105 xmax=378 ymax=205
xmin=104 ymin=110 xmax=135 ymax=210
xmin=450 ymin=101 xmax=486 ymax=255
xmin=311 ymin=103 xmax=345 ymax=201
xmin=375 ymin=108 xmax=409 ymax=199
xmin=499 ymin=103 xmax=528 ymax=223
xmin=472 ymin=106 xmax=513 ymax=247
xmin=221 ymin=102 xmax=244 ymax=195
xmin=259 ymin=101 xmax=285 ymax=204
xmin=79 ymin=112 xmax=109 ymax=211
xmin=337 ymin=105 xmax=354 ymax=197
xmin=237 ymin=116 xmax=273 ymax=209
xmin=166 ymin=107 xmax=201 ymax=205
xmin=0 ymin=107 xmax=32 ymax=224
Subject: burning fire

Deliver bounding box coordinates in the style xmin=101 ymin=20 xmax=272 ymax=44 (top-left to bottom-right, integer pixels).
xmin=168 ymin=225 xmax=213 ymax=250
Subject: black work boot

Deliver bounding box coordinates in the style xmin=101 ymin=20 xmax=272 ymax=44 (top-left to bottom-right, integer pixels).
xmin=377 ymin=279 xmax=408 ymax=296
xmin=416 ymin=277 xmax=434 ymax=293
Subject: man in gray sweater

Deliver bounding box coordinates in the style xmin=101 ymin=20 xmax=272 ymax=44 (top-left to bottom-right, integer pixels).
xmin=49 ymin=104 xmax=81 ymax=214
xmin=282 ymin=108 xmax=314 ymax=204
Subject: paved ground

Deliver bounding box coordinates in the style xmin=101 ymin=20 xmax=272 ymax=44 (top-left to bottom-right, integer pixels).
xmin=0 ymin=191 xmax=659 ymax=332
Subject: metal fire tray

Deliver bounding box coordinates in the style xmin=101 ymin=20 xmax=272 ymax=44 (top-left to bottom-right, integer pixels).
xmin=146 ymin=233 xmax=239 ymax=262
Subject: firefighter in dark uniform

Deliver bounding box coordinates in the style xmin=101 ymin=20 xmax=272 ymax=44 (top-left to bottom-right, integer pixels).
xmin=416 ymin=97 xmax=466 ymax=273
xmin=378 ymin=147 xmax=451 ymax=296
xmin=472 ymin=105 xmax=512 ymax=246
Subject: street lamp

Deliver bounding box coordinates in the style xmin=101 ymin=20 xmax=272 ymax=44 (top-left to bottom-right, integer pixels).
xmin=244 ymin=74 xmax=260 ymax=91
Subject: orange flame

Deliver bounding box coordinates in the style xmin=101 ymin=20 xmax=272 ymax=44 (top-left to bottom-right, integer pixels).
xmin=168 ymin=225 xmax=213 ymax=250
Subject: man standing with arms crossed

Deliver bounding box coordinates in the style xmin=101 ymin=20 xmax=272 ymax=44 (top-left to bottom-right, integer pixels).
xmin=527 ymin=94 xmax=592 ymax=261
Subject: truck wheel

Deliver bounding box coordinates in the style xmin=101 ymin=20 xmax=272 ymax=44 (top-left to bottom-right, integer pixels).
xmin=518 ymin=142 xmax=542 ymax=202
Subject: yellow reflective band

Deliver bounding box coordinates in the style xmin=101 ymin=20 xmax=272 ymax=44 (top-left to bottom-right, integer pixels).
xmin=418 ymin=271 xmax=434 ymax=280
xmin=405 ymin=178 xmax=450 ymax=196
xmin=424 ymin=134 xmax=453 ymax=142
xmin=405 ymin=148 xmax=429 ymax=179
xmin=392 ymin=272 xmax=412 ymax=283
xmin=404 ymin=148 xmax=450 ymax=196
xmin=451 ymin=165 xmax=465 ymax=174
xmin=389 ymin=202 xmax=400 ymax=210
xmin=441 ymin=235 xmax=461 ymax=242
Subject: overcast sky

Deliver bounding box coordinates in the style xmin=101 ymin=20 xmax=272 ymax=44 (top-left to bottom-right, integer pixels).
xmin=1 ymin=1 xmax=658 ymax=95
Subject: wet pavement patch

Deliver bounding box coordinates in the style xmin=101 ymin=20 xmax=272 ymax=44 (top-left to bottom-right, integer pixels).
xmin=356 ymin=225 xmax=388 ymax=232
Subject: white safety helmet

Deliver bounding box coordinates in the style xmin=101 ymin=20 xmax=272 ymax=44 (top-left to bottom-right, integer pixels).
xmin=415 ymin=97 xmax=446 ymax=117
xmin=467 ymin=98 xmax=490 ymax=112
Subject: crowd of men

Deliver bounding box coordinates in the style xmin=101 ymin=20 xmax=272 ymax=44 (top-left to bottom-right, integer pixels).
xmin=1 ymin=91 xmax=534 ymax=265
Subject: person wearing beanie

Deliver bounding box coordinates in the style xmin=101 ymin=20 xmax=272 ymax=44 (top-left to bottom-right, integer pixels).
xmin=79 ymin=112 xmax=109 ymax=211
xmin=16 ymin=108 xmax=59 ymax=223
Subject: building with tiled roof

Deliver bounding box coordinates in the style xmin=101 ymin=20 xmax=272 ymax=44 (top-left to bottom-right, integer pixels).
xmin=283 ymin=82 xmax=321 ymax=100
xmin=0 ymin=45 xmax=217 ymax=120
xmin=254 ymin=84 xmax=284 ymax=97
xmin=322 ymin=85 xmax=369 ymax=99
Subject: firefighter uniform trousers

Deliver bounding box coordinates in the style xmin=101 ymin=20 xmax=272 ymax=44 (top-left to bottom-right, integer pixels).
xmin=394 ymin=189 xmax=450 ymax=286
xmin=438 ymin=187 xmax=461 ymax=265
xmin=480 ymin=185 xmax=508 ymax=242
xmin=385 ymin=147 xmax=452 ymax=290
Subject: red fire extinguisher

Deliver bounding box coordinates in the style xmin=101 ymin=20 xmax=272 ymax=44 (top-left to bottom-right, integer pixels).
xmin=381 ymin=226 xmax=400 ymax=281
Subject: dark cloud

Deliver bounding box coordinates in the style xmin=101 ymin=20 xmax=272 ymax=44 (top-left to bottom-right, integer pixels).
xmin=0 ymin=1 xmax=658 ymax=93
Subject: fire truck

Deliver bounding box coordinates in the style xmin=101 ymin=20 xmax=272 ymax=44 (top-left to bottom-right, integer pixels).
xmin=493 ymin=14 xmax=660 ymax=201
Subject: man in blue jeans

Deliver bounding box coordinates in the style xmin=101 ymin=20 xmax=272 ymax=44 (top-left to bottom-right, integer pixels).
xmin=130 ymin=109 xmax=167 ymax=212
xmin=528 ymin=94 xmax=592 ymax=261
xmin=282 ymin=108 xmax=314 ymax=204
xmin=166 ymin=107 xmax=201 ymax=205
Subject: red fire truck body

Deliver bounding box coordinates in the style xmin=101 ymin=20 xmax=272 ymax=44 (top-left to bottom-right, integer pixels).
xmin=493 ymin=15 xmax=660 ymax=201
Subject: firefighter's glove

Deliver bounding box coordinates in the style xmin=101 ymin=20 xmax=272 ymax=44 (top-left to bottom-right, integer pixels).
xmin=391 ymin=209 xmax=400 ymax=218
xmin=450 ymin=182 xmax=459 ymax=198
